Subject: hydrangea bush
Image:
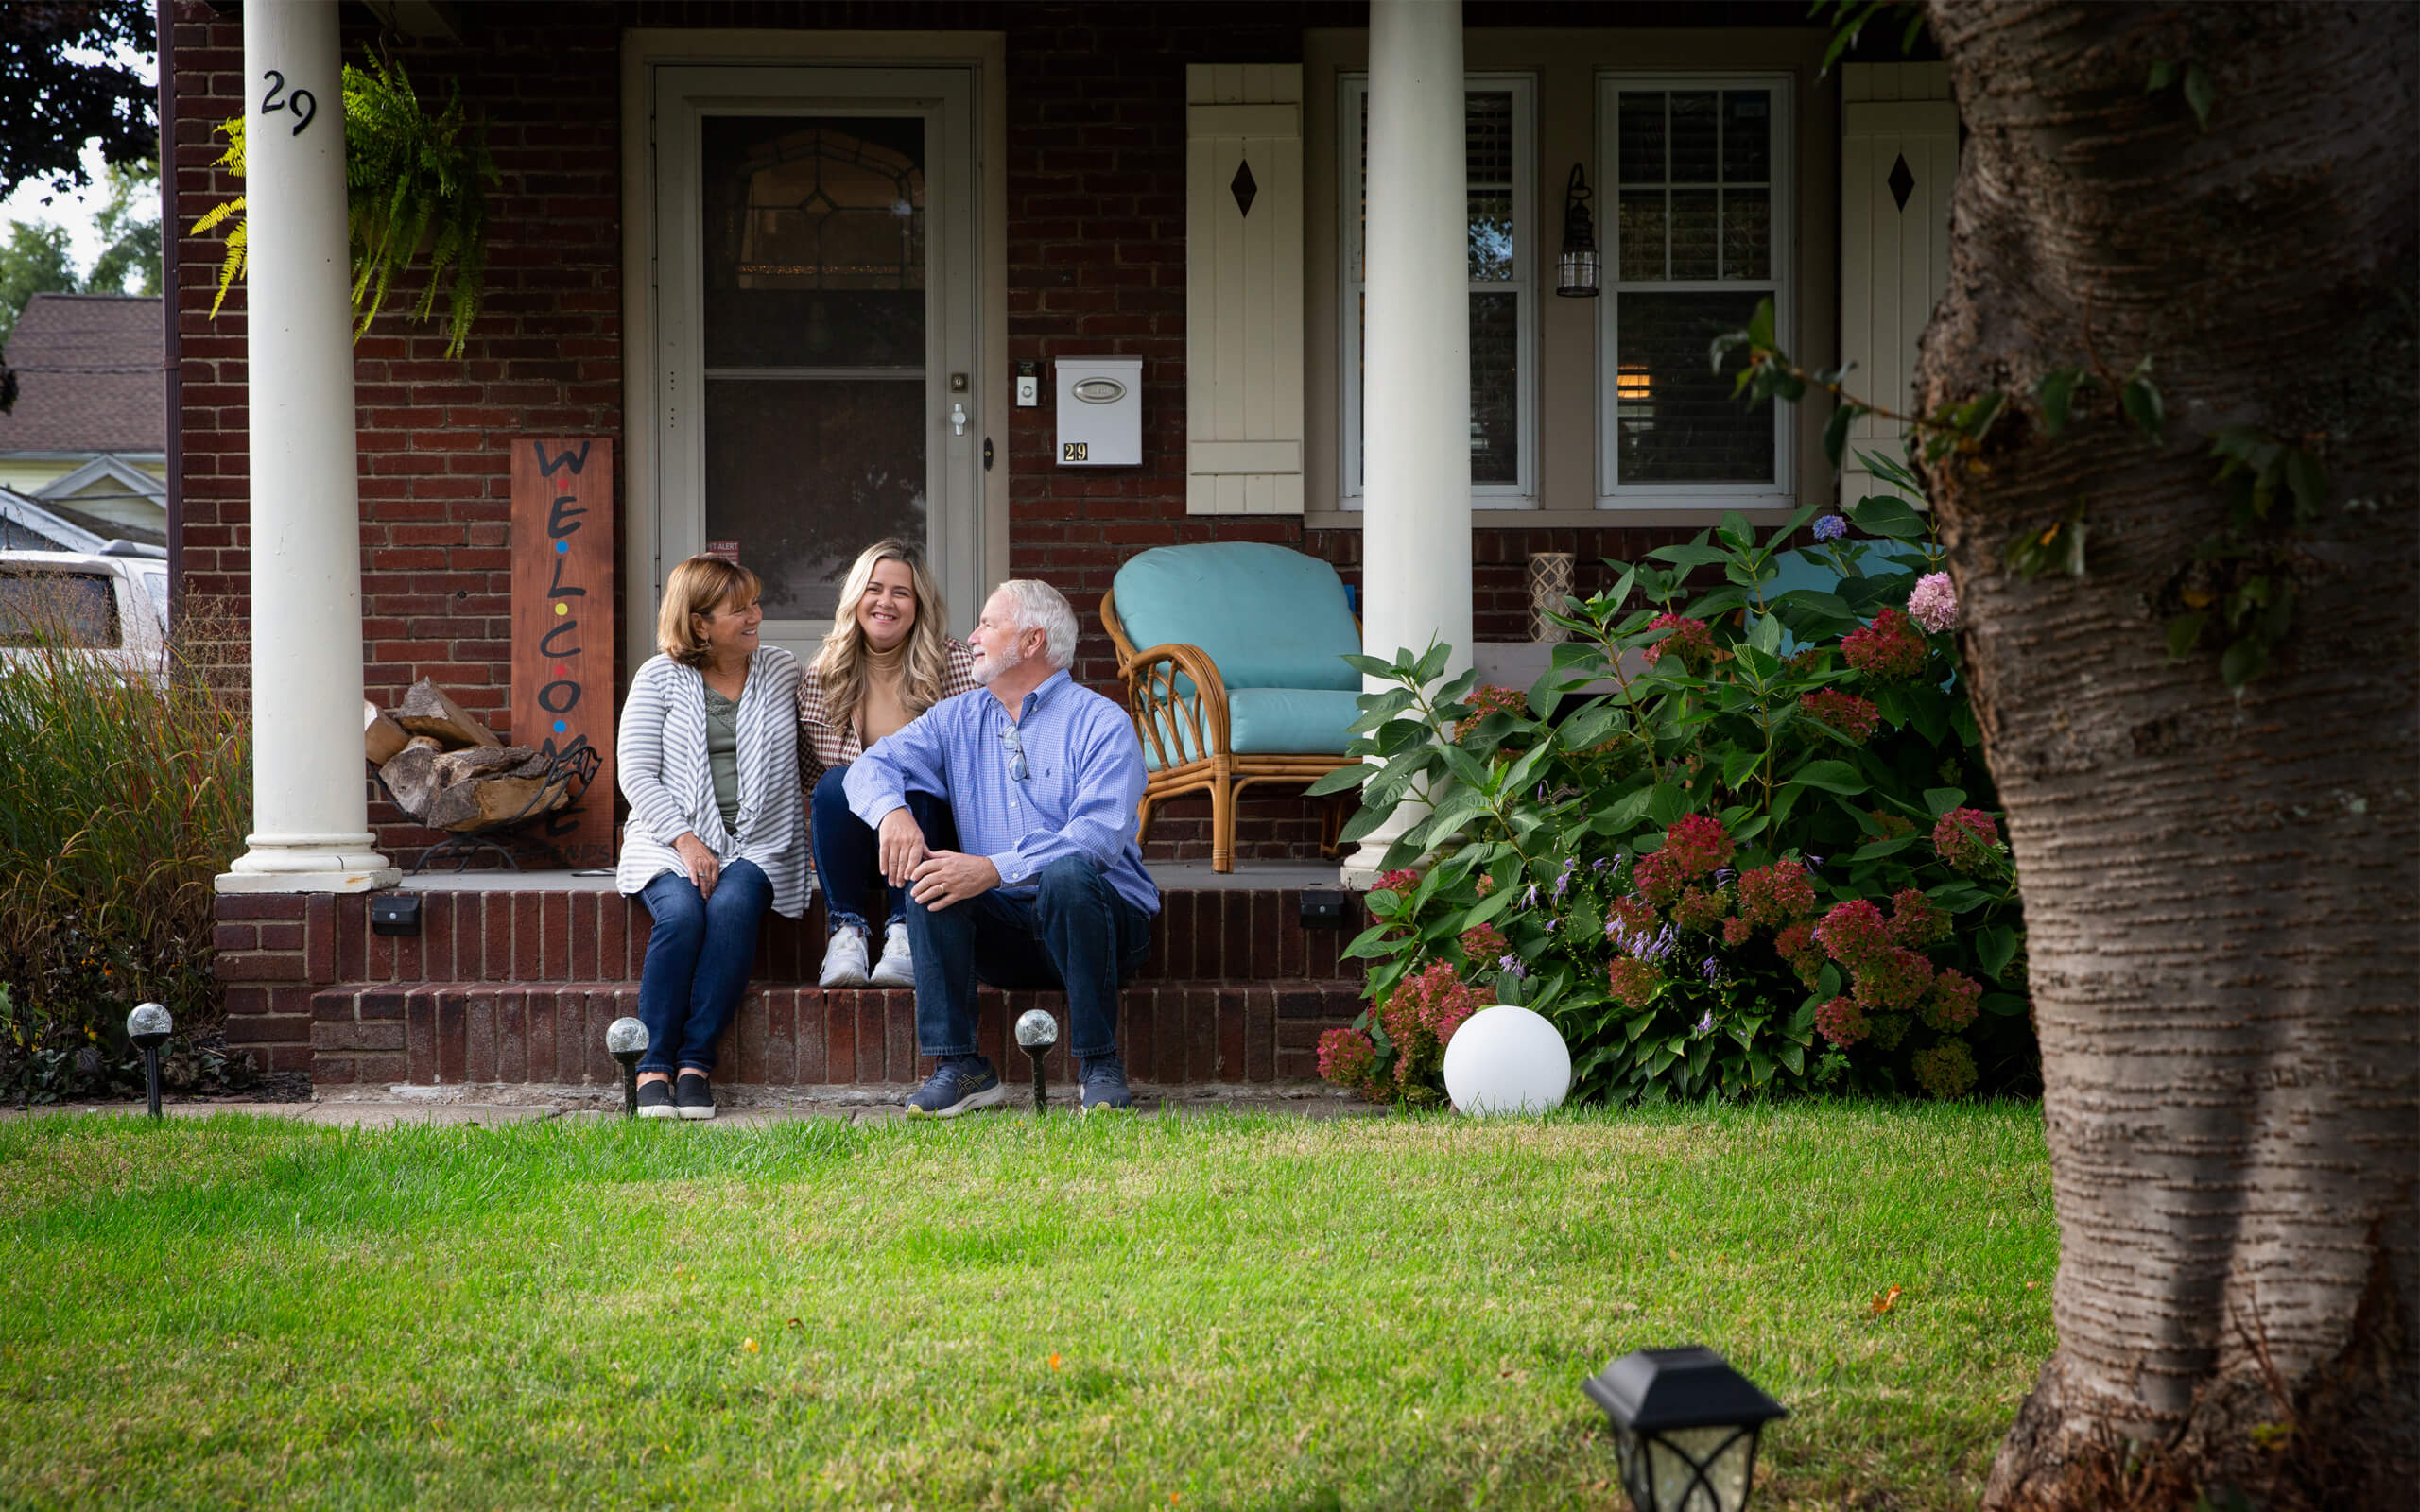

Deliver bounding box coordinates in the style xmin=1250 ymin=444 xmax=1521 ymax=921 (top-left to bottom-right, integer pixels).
xmin=1316 ymin=497 xmax=2032 ymax=1104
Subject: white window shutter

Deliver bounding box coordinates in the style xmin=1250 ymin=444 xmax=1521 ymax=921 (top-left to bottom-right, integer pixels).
xmin=1839 ymin=62 xmax=1958 ymax=508
xmin=1185 ymin=65 xmax=1304 ymax=515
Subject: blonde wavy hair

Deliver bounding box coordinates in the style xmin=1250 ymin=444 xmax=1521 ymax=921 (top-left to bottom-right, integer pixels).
xmin=812 ymin=539 xmax=951 ymax=736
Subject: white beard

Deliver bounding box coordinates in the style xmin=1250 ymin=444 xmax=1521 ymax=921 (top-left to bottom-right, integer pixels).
xmin=972 ymin=638 xmax=1023 ymax=687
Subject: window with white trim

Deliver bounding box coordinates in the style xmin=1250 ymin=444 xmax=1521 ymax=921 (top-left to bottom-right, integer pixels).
xmin=1340 ymin=74 xmax=1536 ymax=508
xmin=1598 ymin=74 xmax=1793 ymax=504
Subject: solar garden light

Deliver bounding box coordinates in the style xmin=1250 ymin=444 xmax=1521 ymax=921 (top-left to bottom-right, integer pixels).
xmin=1582 ymin=1346 xmax=1788 ymax=1512
xmin=126 ymin=1003 xmax=172 ymax=1121
xmin=1013 ymin=1007 xmax=1060 ymax=1113
xmin=605 ymin=1017 xmax=649 ymax=1118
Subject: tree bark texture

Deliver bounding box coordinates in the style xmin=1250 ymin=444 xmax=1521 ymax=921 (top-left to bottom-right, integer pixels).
xmin=1918 ymin=5 xmax=2418 ymax=1507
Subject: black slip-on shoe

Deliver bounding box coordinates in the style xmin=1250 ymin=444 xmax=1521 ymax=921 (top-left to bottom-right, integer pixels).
xmin=675 ymin=1072 xmax=717 ymax=1121
xmin=637 ymin=1080 xmax=678 ymax=1120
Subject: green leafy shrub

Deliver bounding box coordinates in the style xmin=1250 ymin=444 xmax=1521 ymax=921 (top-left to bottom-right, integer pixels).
xmin=1318 ymin=496 xmax=2033 ymax=1104
xmin=0 ymin=604 xmax=251 ymax=1101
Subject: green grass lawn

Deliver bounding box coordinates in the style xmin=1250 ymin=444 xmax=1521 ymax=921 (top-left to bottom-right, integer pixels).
xmin=0 ymin=1102 xmax=2055 ymax=1511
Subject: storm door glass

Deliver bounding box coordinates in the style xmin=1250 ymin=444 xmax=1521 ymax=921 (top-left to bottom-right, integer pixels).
xmin=700 ymin=114 xmax=927 ymax=625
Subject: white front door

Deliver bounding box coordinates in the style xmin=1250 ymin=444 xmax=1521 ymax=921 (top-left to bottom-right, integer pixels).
xmin=653 ymin=66 xmax=983 ymax=661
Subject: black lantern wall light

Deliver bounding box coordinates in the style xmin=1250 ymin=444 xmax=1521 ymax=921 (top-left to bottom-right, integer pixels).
xmin=1555 ymin=163 xmax=1600 ymax=298
xmin=1582 ymin=1346 xmax=1788 ymax=1512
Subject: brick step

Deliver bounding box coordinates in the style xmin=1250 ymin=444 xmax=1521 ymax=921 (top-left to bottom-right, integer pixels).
xmin=305 ymin=979 xmax=1368 ymax=1091
xmin=225 ymin=884 xmax=1361 ymax=992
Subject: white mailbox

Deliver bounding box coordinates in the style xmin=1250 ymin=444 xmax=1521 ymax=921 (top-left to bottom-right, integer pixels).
xmin=1055 ymin=357 xmax=1141 ymax=467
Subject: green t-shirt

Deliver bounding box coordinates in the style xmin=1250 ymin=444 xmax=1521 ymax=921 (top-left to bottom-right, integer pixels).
xmin=703 ymin=685 xmax=741 ymax=832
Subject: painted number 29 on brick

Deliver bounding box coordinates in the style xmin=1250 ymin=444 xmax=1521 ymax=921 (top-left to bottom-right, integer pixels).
xmin=1062 ymin=442 xmax=1089 ymax=463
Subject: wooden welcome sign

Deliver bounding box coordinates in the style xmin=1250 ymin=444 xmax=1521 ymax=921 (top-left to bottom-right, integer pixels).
xmin=510 ymin=438 xmax=616 ymax=868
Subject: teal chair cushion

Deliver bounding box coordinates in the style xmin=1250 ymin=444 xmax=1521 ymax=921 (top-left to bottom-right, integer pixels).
xmin=1142 ymin=688 xmax=1365 ymax=771
xmin=1113 ymin=543 xmax=1360 ymax=693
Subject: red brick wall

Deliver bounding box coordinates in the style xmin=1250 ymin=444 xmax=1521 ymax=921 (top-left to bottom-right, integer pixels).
xmin=172 ymin=0 xmax=1746 ymax=863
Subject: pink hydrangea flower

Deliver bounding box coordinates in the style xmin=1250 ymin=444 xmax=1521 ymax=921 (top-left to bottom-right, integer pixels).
xmin=1798 ymin=688 xmax=1882 ymax=743
xmin=1932 ymin=807 xmax=2001 ymax=874
xmin=1317 ymin=1026 xmax=1379 ymax=1093
xmin=1887 ymin=887 xmax=1950 ymax=948
xmin=1661 ymin=814 xmax=1736 ymax=876
xmin=1908 ymin=572 xmax=1959 ymax=634
xmin=1641 ymin=613 xmax=1720 ymax=673
xmin=1852 ymin=945 xmax=1938 ymax=1012
xmin=1460 ymin=921 xmax=1510 ymax=963
xmin=1605 ymin=894 xmax=1659 ymax=938
xmin=1672 ymin=885 xmax=1731 ymax=933
xmin=1721 ymin=916 xmax=1753 ymax=947
xmin=1842 ymin=609 xmax=1928 ymax=681
xmin=1737 ymin=859 xmax=1818 ymax=925
xmin=1814 ymin=995 xmax=1868 ymax=1047
xmin=1924 ymin=970 xmax=1982 ymax=1033
xmin=1607 ymin=956 xmax=1664 ymax=1010
xmin=1632 ymin=850 xmax=1686 ymax=907
xmin=1815 ymin=899 xmax=1892 ymax=972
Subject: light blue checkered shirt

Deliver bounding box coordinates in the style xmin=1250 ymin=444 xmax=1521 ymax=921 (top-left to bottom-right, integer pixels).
xmin=843 ymin=670 xmax=1161 ymax=918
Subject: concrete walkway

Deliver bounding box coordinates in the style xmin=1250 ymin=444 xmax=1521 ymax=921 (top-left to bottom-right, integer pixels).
xmin=2 ymin=1086 xmax=1384 ymax=1127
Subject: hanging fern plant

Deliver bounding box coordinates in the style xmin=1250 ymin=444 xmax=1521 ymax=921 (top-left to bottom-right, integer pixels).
xmin=195 ymin=53 xmax=498 ymax=357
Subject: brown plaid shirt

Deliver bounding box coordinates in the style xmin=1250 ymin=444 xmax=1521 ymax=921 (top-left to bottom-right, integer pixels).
xmin=796 ymin=638 xmax=978 ymax=783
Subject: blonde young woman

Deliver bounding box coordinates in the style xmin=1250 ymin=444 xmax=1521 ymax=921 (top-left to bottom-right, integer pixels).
xmin=799 ymin=539 xmax=977 ymax=988
xmin=615 ymin=557 xmax=805 ymax=1120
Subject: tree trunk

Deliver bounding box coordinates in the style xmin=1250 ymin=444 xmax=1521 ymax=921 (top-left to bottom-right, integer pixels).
xmin=1917 ymin=4 xmax=2418 ymax=1507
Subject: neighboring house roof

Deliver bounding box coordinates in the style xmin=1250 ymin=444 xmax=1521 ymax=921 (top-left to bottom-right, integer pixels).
xmin=0 ymin=488 xmax=112 ymax=553
xmin=0 ymin=294 xmax=164 ymax=455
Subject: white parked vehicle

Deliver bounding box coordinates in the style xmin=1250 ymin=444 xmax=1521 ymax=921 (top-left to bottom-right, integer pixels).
xmin=0 ymin=542 xmax=171 ymax=683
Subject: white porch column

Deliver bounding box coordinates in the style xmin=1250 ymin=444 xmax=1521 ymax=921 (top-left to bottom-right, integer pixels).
xmin=217 ymin=0 xmax=398 ymax=894
xmin=1342 ymin=0 xmax=1471 ymax=885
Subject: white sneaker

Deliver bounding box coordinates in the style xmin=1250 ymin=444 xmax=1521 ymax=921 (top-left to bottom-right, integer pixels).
xmin=870 ymin=920 xmax=916 ymax=988
xmin=819 ymin=925 xmax=872 ymax=988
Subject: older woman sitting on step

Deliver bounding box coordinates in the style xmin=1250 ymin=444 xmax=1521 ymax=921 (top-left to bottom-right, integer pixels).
xmin=615 ymin=556 xmax=806 ymax=1120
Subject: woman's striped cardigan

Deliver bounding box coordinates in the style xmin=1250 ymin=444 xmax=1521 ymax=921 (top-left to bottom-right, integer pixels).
xmin=614 ymin=648 xmax=810 ymax=917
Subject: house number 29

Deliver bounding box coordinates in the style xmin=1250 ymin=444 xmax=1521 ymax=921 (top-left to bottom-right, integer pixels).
xmin=1062 ymin=442 xmax=1089 ymax=463
xmin=259 ymin=70 xmax=318 ymax=136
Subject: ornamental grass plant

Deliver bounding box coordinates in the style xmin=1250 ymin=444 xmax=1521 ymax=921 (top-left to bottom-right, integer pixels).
xmin=1318 ymin=491 xmax=2033 ymax=1106
xmin=0 ymin=595 xmax=251 ymax=1099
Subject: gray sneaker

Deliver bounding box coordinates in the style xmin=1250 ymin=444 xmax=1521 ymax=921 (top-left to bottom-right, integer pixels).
xmin=906 ymin=1057 xmax=1006 ymax=1118
xmin=1079 ymin=1054 xmax=1133 ymax=1113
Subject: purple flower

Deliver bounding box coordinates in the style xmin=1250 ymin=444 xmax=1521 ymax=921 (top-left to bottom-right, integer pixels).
xmin=1713 ymin=868 xmax=1737 ymax=887
xmin=1701 ymin=956 xmax=1722 ymax=982
xmin=1812 ymin=514 xmax=1848 ymax=542
xmin=1909 ymin=571 xmax=1959 ymax=634
xmin=1523 ymin=884 xmax=1541 ymax=908
xmin=1498 ymin=955 xmax=1528 ymax=980
xmin=1553 ymin=858 xmax=1579 ymax=901
xmin=1693 ymin=1009 xmax=1716 ymax=1036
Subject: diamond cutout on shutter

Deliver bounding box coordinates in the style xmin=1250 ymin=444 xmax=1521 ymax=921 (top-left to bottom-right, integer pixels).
xmin=1230 ymin=159 xmax=1258 ymax=218
xmin=1887 ymin=152 xmax=1916 ymax=213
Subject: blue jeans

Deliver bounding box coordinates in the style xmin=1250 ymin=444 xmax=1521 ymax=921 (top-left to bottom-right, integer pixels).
xmin=906 ymin=854 xmax=1153 ymax=1061
xmin=810 ymin=766 xmax=958 ymax=936
xmin=634 ymin=857 xmax=772 ymax=1075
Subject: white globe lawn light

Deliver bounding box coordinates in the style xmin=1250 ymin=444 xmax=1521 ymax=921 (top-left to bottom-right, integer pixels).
xmin=1013 ymin=1008 xmax=1060 ymax=1113
xmin=605 ymin=1017 xmax=649 ymax=1118
xmin=127 ymin=1003 xmax=173 ymax=1120
xmin=1582 ymin=1346 xmax=1789 ymax=1512
xmin=1441 ymin=1003 xmax=1571 ymax=1115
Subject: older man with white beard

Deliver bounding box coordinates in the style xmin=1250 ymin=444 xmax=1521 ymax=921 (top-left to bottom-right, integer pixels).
xmin=841 ymin=578 xmax=1159 ymax=1114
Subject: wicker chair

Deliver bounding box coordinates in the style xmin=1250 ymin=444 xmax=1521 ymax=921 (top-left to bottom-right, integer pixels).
xmin=1100 ymin=542 xmax=1363 ymax=872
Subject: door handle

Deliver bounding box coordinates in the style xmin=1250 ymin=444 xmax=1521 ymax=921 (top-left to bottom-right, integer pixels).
xmin=950 ymin=402 xmax=968 ymax=437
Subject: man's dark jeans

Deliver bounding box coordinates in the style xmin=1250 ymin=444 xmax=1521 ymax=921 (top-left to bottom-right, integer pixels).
xmin=634 ymin=857 xmax=772 ymax=1075
xmin=905 ymin=854 xmax=1153 ymax=1060
xmin=809 ymin=766 xmax=957 ymax=936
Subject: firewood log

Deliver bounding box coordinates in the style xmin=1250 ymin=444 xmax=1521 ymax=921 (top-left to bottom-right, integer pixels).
xmin=379 ymin=739 xmax=447 ymax=820
xmin=364 ymin=699 xmax=409 ymax=765
xmin=424 ymin=773 xmax=568 ymax=833
xmin=394 ymin=679 xmax=501 ymax=748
